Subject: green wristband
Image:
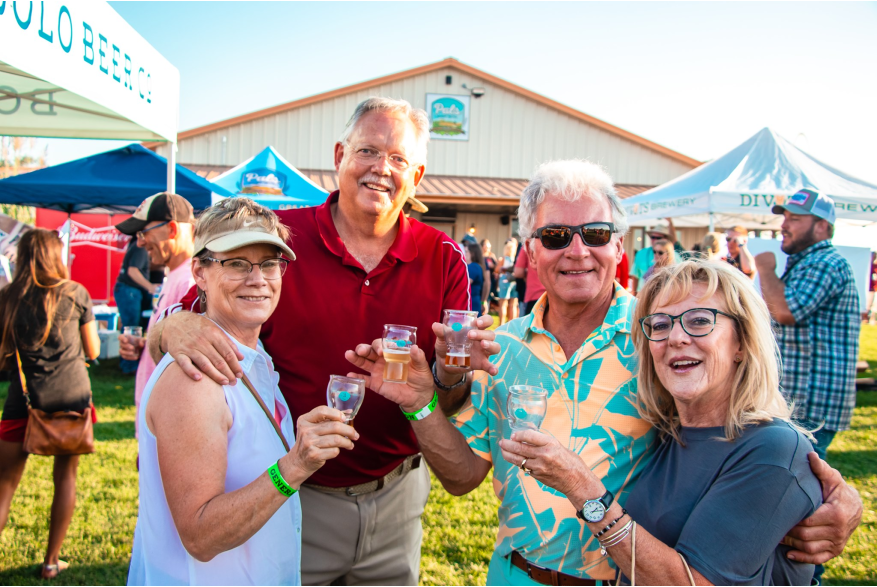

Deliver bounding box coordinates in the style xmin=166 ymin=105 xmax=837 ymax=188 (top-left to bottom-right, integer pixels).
xmin=401 ymin=392 xmax=438 ymax=421
xmin=267 ymin=461 xmax=297 ymax=497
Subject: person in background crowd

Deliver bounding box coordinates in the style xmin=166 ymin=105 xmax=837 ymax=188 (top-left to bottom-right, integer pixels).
xmin=0 ymin=229 xmax=100 ymax=580
xmin=640 ymin=238 xmax=675 ymax=285
xmin=503 ymin=260 xmax=823 ymax=585
xmin=481 ymin=239 xmax=498 ymax=314
xmin=128 ymin=198 xmax=355 ymax=585
xmin=346 ymin=159 xmax=863 ymax=586
xmin=615 ymin=249 xmax=629 ymax=290
xmin=115 ymin=238 xmax=158 ymax=374
xmin=116 ymin=193 xmax=196 ymax=438
xmin=513 ymin=239 xmax=527 ymax=317
xmin=465 ymin=243 xmax=486 ymax=315
xmin=700 ymin=232 xmax=726 ymax=262
xmin=513 ymin=244 xmax=545 ymax=316
xmin=142 ymin=262 xmax=167 ymax=329
xmin=141 ymin=97 xmax=498 ymax=586
xmin=495 ymin=238 xmax=518 ymax=325
xmin=755 ymin=189 xmax=861 ymax=583
xmin=630 ymin=217 xmax=685 ymax=292
xmin=726 ymin=225 xmax=756 ymax=279
xmin=755 ymin=189 xmax=859 ymax=461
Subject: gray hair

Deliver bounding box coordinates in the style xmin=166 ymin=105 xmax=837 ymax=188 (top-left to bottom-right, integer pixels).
xmin=338 ymin=97 xmax=430 ymax=163
xmin=517 ymin=159 xmax=629 ymax=242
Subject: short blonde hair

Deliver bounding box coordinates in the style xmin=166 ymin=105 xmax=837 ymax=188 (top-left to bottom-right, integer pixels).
xmin=194 ymin=197 xmax=290 ymax=254
xmin=633 ymin=259 xmax=792 ymax=443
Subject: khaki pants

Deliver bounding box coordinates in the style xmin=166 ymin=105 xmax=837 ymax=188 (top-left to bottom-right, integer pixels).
xmin=300 ymin=463 xmax=431 ymax=586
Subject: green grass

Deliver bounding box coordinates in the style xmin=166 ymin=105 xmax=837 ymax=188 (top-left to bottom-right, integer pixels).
xmin=1 ymin=329 xmax=876 ymax=585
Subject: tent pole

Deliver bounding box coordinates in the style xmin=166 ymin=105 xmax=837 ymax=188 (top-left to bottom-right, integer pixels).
xmin=65 ymin=210 xmax=72 ymax=269
xmin=708 ymin=212 xmax=714 ymax=232
xmin=167 ymin=141 xmax=177 ymax=193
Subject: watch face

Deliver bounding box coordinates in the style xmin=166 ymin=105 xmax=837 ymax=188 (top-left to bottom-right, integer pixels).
xmin=582 ymin=501 xmax=606 ymax=523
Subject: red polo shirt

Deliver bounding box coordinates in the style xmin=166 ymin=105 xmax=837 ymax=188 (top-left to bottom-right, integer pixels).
xmin=180 ymin=192 xmax=470 ymax=486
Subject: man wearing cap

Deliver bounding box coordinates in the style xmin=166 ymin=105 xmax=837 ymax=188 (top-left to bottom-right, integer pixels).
xmin=629 ymin=217 xmax=686 ymax=292
xmin=116 ymin=192 xmax=196 ymax=436
xmin=755 ymin=188 xmax=860 ymax=461
xmin=141 ymin=97 xmax=498 ymax=586
xmin=725 ymin=225 xmax=756 ymax=279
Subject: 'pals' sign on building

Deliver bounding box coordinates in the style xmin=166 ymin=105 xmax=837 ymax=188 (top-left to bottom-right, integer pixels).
xmin=426 ymin=93 xmax=470 ymax=141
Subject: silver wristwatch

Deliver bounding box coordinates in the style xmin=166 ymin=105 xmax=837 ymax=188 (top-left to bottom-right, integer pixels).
xmin=576 ymin=490 xmax=614 ymax=523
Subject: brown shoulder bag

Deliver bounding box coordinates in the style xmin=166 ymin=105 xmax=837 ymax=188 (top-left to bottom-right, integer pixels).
xmin=16 ymin=347 xmax=94 ymax=456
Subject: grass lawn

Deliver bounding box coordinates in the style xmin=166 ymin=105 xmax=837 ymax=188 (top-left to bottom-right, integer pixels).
xmin=1 ymin=327 xmax=876 ymax=585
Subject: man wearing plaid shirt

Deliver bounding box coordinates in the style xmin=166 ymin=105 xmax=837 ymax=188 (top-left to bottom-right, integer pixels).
xmin=755 ymin=189 xmax=861 ymax=461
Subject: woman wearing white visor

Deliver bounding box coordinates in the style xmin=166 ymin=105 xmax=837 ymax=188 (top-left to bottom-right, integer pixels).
xmin=128 ymin=198 xmax=357 ymax=586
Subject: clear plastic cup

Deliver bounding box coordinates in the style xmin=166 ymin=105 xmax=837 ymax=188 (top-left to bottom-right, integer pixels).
xmin=123 ymin=326 xmax=143 ymax=338
xmin=382 ymin=324 xmax=416 ymax=383
xmin=326 ymin=375 xmax=366 ymax=427
xmin=442 ymin=310 xmax=479 ymax=370
xmin=507 ymin=385 xmax=548 ymax=432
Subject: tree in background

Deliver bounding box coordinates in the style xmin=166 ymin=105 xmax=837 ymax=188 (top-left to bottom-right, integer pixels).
xmin=0 ymin=136 xmax=46 ymax=224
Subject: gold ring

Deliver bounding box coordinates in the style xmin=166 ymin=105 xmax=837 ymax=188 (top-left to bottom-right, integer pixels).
xmin=520 ymin=458 xmax=531 ymax=476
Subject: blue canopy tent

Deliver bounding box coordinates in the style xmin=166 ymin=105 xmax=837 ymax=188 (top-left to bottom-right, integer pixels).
xmin=0 ymin=144 xmax=232 ymax=214
xmin=210 ymin=146 xmax=329 ymax=210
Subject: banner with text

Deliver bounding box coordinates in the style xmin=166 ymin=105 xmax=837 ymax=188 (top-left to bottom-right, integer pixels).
xmin=0 ymin=0 xmax=179 ymax=141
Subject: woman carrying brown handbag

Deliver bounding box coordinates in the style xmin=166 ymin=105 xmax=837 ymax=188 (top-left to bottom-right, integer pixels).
xmin=0 ymin=229 xmax=100 ymax=580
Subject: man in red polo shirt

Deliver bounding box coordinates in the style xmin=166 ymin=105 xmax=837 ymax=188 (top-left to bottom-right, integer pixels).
xmin=139 ymin=98 xmax=499 ymax=585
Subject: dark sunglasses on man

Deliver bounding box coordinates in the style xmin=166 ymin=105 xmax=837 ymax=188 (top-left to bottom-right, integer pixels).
xmin=531 ymin=222 xmax=616 ymax=250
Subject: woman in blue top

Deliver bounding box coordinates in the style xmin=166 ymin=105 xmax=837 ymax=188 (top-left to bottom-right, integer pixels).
xmin=465 ymin=243 xmax=485 ymax=315
xmin=501 ymin=260 xmax=822 ymax=585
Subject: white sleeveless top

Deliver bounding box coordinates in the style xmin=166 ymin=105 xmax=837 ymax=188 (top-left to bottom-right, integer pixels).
xmin=128 ymin=333 xmax=302 ymax=586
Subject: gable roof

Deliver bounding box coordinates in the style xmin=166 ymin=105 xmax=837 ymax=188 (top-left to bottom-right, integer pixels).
xmin=146 ymin=58 xmax=700 ymax=168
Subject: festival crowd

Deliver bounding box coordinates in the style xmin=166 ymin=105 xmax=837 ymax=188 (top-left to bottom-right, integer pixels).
xmin=0 ymin=97 xmax=866 ymax=586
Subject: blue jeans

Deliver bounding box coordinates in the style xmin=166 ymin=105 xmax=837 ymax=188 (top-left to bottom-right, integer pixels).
xmin=809 ymin=428 xmax=836 ymax=462
xmin=114 ymin=281 xmax=144 ymax=374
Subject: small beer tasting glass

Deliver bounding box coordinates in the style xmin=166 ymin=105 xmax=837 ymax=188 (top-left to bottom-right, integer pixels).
xmin=123 ymin=326 xmax=143 ymax=338
xmin=326 ymin=375 xmax=366 ymax=427
xmin=507 ymin=385 xmax=548 ymax=432
xmin=382 ymin=325 xmax=417 ymax=384
xmin=442 ymin=309 xmax=479 ymax=370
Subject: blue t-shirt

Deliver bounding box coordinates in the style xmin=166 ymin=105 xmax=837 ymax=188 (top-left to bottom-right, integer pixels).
xmin=467 ymin=262 xmax=484 ymax=311
xmin=625 ymin=419 xmax=821 ymax=586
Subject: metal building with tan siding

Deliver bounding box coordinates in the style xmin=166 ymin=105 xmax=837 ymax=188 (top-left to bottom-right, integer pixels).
xmin=147 ymin=58 xmax=704 ymax=262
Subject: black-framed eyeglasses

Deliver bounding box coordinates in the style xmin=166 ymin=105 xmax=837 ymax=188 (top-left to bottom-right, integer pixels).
xmin=639 ymin=308 xmax=736 ymax=341
xmin=204 ymin=256 xmax=289 ymax=281
xmin=531 ymin=222 xmax=616 ymax=250
xmin=136 ymin=221 xmax=170 ymax=240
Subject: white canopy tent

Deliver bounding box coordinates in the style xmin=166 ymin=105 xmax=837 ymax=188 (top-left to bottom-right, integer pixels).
xmin=623 ymin=127 xmax=877 ymax=231
xmin=0 ymin=0 xmax=179 ymax=189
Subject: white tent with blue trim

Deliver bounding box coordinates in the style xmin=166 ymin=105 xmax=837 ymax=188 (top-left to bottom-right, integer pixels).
xmin=622 ymin=128 xmax=877 ymax=230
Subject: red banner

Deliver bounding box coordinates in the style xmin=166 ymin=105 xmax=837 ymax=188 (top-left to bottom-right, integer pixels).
xmin=35 ymin=209 xmax=132 ymax=305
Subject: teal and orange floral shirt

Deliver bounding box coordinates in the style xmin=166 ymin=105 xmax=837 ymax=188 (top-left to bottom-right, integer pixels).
xmin=452 ymin=284 xmax=656 ymax=581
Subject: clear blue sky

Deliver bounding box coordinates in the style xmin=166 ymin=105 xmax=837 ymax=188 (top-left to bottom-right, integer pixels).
xmin=44 ymin=1 xmax=877 ymax=186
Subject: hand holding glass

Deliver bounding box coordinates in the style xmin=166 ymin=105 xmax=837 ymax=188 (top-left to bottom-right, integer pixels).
xmin=507 ymin=385 xmax=548 ymax=432
xmin=382 ymin=325 xmax=417 ymax=383
xmin=442 ymin=310 xmax=479 ymax=369
xmin=326 ymin=375 xmax=366 ymax=427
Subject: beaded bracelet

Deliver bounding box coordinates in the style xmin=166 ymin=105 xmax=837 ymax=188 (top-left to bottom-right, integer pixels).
xmin=594 ymin=508 xmax=628 ymax=538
